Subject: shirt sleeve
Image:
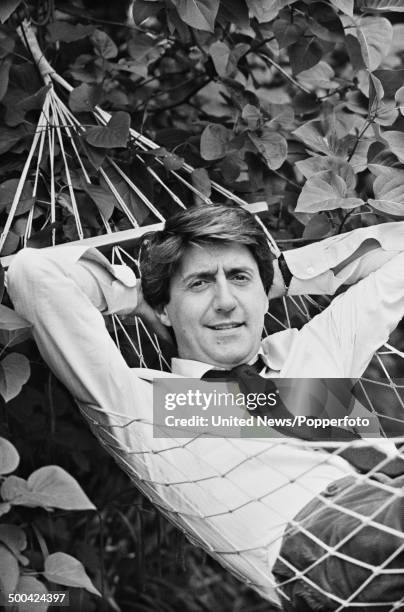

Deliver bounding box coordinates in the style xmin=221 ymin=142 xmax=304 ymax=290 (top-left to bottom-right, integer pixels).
xmin=280 ymin=222 xmax=404 ymax=296
xmin=6 ymin=246 xmax=147 ymax=415
xmin=302 ymin=249 xmax=404 ymax=377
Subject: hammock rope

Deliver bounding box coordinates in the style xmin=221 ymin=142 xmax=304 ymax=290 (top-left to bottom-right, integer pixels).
xmin=3 ymin=20 xmax=404 ymax=611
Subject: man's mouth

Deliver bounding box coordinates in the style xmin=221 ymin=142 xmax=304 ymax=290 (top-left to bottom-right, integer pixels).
xmin=207 ymin=323 xmax=244 ymax=330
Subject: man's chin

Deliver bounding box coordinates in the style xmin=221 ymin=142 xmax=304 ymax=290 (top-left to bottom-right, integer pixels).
xmin=206 ymin=350 xmax=255 ymax=369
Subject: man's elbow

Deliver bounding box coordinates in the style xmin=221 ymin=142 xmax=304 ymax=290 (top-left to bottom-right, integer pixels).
xmin=7 ymin=248 xmax=55 ymax=306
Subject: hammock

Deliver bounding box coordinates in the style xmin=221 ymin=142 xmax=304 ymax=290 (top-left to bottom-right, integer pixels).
xmin=3 ymin=20 xmax=404 ymax=611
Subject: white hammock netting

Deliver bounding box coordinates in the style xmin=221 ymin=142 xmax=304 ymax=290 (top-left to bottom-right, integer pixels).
xmin=4 ymin=20 xmax=404 ymax=611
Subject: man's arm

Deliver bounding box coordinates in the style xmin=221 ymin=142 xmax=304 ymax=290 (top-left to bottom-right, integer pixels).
xmin=6 ymin=247 xmax=155 ymax=439
xmin=268 ymin=222 xmax=404 ymax=299
xmin=300 ymin=248 xmax=404 ymax=377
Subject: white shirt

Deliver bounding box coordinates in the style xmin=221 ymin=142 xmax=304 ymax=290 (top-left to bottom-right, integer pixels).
xmin=7 ymin=222 xmax=404 ymax=606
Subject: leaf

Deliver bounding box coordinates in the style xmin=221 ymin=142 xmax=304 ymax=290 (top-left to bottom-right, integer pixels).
xmin=296 ymin=156 xmax=356 ymax=188
xmin=374 ymin=69 xmax=404 ymax=98
xmin=297 ymin=61 xmax=338 ymax=90
xmin=307 ymin=3 xmax=344 ymax=43
xmin=171 ymin=0 xmax=219 ymax=32
xmin=302 ymin=213 xmax=333 ymax=240
xmin=26 ymin=466 xmax=91 ymax=511
xmin=151 ymin=148 xmax=184 ymax=170
xmin=366 ymin=73 xmax=397 ymax=125
xmin=0 ymin=304 xmax=30 ymax=333
xmin=374 ymin=101 xmax=398 ymax=126
xmin=349 ymin=16 xmax=393 ymax=71
xmin=367 ymin=141 xmax=400 ymax=170
xmin=44 ymin=552 xmax=101 ymax=596
xmin=200 ymin=124 xmax=232 ymax=160
xmin=273 ymin=18 xmax=303 ymax=49
xmin=15 ymin=577 xmax=48 ymax=612
xmin=84 ymin=184 xmax=115 ymax=220
xmin=0 ymin=353 xmax=30 ymax=402
xmin=1 ymin=475 xmax=30 ymax=502
xmin=220 ymin=153 xmax=242 ymax=182
xmin=0 ymin=178 xmax=35 ymax=216
xmin=0 ymin=0 xmax=22 ymax=23
xmin=0 ymin=503 xmax=11 ymax=518
xmin=0 ymin=437 xmax=20 ymax=474
xmin=79 ymin=140 xmax=106 ymax=170
xmin=382 ymin=131 xmax=404 ymax=163
xmin=132 ymin=0 xmax=164 ymax=25
xmin=249 ymin=129 xmax=287 ymax=170
xmin=296 ymin=170 xmax=363 ymax=213
xmin=209 ymin=41 xmax=230 ymax=77
xmin=289 ymin=38 xmax=323 ymax=75
xmin=358 ymin=0 xmax=404 ymax=10
xmin=0 ymin=58 xmax=11 ymax=102
xmin=0 ymin=31 xmax=14 ymax=59
xmin=69 ymin=83 xmax=102 ymax=113
xmin=100 ymin=164 xmax=149 ymax=223
xmin=335 ymin=136 xmax=370 ymax=174
xmin=0 ymin=304 xmax=28 ymax=347
xmin=85 ymin=112 xmax=130 ymax=149
xmin=266 ymin=104 xmax=294 ymax=129
xmin=368 ymin=168 xmax=404 ymax=216
xmin=191 ymin=168 xmax=211 ymax=198
xmin=217 ymin=0 xmax=249 ymax=28
xmin=329 ymin=0 xmax=353 ymax=15
xmin=127 ymin=33 xmax=163 ymax=70
xmin=368 ymin=72 xmax=383 ymax=105
xmin=242 ymin=104 xmax=261 ymax=130
xmin=47 ymin=21 xmax=94 ymax=43
xmin=395 ymin=87 xmax=404 ymax=116
xmin=0 ymin=126 xmax=24 ymax=155
xmin=0 ymin=230 xmax=19 ymax=256
xmin=0 ymin=543 xmax=19 ymax=596
xmin=123 ymin=157 xmax=154 ymax=202
xmin=292 ymin=91 xmax=320 ymax=115
xmin=18 ymin=84 xmax=52 ymax=113
xmin=0 ymin=525 xmax=27 ymax=561
xmin=368 ymin=164 xmax=403 ymax=177
xmin=156 ymin=128 xmax=190 ymax=148
xmin=345 ymin=33 xmax=366 ymax=73
xmin=91 ymin=29 xmax=118 ymax=59
xmin=245 ymin=0 xmax=297 ymax=23
xmin=226 ymin=43 xmax=250 ymax=77
xmin=292 ymin=120 xmax=331 ymax=155
xmin=1 ymin=465 xmax=96 ymax=510
xmin=163 ymin=153 xmax=185 ymax=171
xmin=26 ymin=223 xmax=61 ymax=249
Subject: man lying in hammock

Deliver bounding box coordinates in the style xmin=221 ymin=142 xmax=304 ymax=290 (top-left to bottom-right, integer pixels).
xmin=7 ymin=204 xmax=404 ymax=611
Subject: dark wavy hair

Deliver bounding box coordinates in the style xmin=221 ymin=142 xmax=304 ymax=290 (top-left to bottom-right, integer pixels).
xmin=139 ymin=204 xmax=274 ymax=308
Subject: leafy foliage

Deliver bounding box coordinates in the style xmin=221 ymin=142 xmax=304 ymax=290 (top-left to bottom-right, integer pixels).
xmin=0 ymin=437 xmax=98 ymax=608
xmin=0 ymin=0 xmax=403 ymax=610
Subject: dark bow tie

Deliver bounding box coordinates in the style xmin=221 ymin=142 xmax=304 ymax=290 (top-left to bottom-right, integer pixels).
xmin=202 ymin=362 xmax=404 ymax=477
xmin=202 ymin=356 xmax=266 ymax=381
xmin=202 ymin=361 xmax=354 ymax=441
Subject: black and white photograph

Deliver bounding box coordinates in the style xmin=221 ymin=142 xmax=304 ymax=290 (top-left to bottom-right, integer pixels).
xmin=1 ymin=1 xmax=404 ymax=611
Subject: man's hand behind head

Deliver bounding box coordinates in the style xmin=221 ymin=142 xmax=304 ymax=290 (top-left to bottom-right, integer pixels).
xmin=125 ymin=284 xmax=175 ymax=347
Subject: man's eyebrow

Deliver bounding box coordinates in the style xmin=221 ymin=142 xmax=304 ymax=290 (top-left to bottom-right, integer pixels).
xmin=181 ymin=266 xmax=255 ymax=283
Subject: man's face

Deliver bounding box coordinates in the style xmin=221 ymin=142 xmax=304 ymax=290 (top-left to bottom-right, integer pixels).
xmin=156 ymin=242 xmax=269 ymax=368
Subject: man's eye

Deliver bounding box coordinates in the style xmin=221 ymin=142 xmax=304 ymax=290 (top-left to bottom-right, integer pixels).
xmin=232 ymin=274 xmax=249 ymax=283
xmin=189 ymin=279 xmax=209 ymax=290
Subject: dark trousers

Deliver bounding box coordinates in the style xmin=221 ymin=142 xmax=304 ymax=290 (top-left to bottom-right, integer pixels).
xmin=273 ymin=474 xmax=404 ymax=612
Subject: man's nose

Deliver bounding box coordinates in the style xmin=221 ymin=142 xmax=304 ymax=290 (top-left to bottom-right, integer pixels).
xmin=213 ymin=278 xmax=237 ymax=312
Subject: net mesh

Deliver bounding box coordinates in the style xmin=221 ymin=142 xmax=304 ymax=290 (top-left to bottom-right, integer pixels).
xmin=5 ymin=20 xmax=404 ymax=611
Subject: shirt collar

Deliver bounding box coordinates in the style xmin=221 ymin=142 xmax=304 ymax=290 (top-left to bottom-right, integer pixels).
xmin=171 ymin=329 xmax=297 ymax=378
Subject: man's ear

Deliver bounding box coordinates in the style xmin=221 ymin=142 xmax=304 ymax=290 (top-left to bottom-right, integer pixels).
xmin=154 ymin=304 xmax=172 ymax=328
